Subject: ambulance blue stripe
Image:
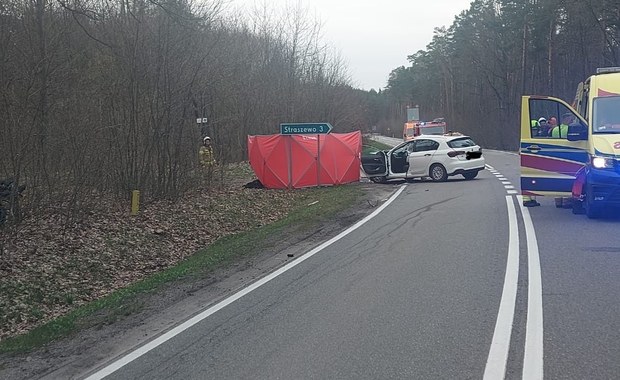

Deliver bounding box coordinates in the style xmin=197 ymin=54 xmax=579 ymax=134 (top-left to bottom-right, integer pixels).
xmin=520 ymin=177 xmax=574 ymax=192
xmin=520 ymin=142 xmax=584 ymax=151
xmin=520 ymin=142 xmax=589 ymax=163
xmin=523 ymin=151 xmax=589 ymax=163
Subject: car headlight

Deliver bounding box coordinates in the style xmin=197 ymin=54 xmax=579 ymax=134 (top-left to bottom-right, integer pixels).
xmin=591 ymin=156 xmax=615 ymax=169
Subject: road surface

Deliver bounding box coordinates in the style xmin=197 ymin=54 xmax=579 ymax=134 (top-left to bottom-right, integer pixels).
xmin=82 ymin=141 xmax=620 ymax=380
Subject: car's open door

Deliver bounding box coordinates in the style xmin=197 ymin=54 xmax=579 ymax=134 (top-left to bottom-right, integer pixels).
xmin=361 ymin=151 xmax=388 ymax=177
xmin=520 ymin=96 xmax=589 ymax=197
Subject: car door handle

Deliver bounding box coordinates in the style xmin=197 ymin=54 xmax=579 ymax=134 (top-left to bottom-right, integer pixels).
xmin=526 ymin=145 xmax=541 ymax=152
xmin=424 ymin=154 xmax=431 ymax=156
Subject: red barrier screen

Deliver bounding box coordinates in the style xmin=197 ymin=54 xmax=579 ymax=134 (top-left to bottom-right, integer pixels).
xmin=248 ymin=131 xmax=362 ymax=189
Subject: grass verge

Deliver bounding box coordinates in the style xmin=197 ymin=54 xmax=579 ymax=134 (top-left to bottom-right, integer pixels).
xmin=0 ymin=184 xmax=363 ymax=354
xmin=363 ymin=138 xmax=393 ymax=153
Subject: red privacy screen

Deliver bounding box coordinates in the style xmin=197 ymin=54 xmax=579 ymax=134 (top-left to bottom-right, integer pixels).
xmin=247 ymin=131 xmax=362 ymax=189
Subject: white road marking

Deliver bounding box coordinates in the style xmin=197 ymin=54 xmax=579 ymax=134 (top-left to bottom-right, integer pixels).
xmin=498 ymin=177 xmax=508 ymax=181
xmin=507 ymin=190 xmax=518 ymax=195
xmin=504 ymin=185 xmax=515 ymax=189
xmin=483 ymin=196 xmax=520 ymax=380
xmin=84 ymin=186 xmax=408 ymax=380
xmin=486 ymin=164 xmax=495 ymax=169
xmin=502 ymin=181 xmax=511 ymax=185
xmin=518 ymin=196 xmax=544 ymax=380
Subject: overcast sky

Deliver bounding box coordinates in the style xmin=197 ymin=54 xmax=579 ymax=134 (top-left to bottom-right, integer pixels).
xmin=226 ymin=0 xmax=473 ymax=91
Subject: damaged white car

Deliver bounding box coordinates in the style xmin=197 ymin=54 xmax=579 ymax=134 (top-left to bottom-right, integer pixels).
xmin=361 ymin=135 xmax=485 ymax=183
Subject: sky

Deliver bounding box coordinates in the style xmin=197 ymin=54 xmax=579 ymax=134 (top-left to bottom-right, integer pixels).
xmin=227 ymin=0 xmax=473 ymax=91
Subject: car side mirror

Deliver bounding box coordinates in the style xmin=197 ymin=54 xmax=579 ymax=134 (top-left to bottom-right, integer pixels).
xmin=567 ymin=124 xmax=588 ymax=141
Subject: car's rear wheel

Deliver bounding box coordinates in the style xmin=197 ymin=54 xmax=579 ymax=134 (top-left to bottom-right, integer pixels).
xmin=370 ymin=176 xmax=387 ymax=184
xmin=430 ymin=164 xmax=448 ymax=182
xmin=462 ymin=171 xmax=478 ymax=180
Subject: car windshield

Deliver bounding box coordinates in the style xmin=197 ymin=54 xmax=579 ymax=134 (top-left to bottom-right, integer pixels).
xmin=592 ymin=96 xmax=620 ymax=134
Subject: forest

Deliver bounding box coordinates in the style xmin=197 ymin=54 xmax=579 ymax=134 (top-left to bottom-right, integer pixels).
xmin=381 ymin=0 xmax=620 ymax=150
xmin=1 ymin=0 xmax=619 ymax=220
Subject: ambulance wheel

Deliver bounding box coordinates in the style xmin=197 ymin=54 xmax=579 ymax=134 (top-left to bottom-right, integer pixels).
xmin=370 ymin=176 xmax=387 ymax=184
xmin=430 ymin=164 xmax=448 ymax=182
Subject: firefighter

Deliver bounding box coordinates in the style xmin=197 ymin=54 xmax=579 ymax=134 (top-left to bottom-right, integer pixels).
xmin=200 ymin=136 xmax=216 ymax=168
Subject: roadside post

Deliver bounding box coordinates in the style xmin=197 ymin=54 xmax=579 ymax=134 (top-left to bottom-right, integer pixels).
xmin=131 ymin=190 xmax=140 ymax=216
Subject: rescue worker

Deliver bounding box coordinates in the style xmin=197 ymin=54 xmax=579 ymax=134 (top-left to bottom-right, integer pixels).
xmin=540 ymin=116 xmax=558 ymax=137
xmin=537 ymin=117 xmax=549 ymax=137
xmin=200 ymin=136 xmax=216 ymax=168
xmin=530 ymin=118 xmax=540 ymax=137
xmin=551 ymin=114 xmax=571 ymax=138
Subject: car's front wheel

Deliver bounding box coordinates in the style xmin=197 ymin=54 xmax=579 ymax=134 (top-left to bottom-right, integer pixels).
xmin=429 ymin=164 xmax=448 ymax=182
xmin=462 ymin=171 xmax=478 ymax=180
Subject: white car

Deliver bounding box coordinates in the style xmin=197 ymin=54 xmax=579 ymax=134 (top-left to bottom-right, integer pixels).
xmin=361 ymin=135 xmax=485 ymax=183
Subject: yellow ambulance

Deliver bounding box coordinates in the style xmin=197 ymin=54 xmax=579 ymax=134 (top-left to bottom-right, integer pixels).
xmin=520 ymin=67 xmax=620 ymax=218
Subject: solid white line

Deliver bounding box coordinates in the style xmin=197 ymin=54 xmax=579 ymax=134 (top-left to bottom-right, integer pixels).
xmin=84 ymin=186 xmax=407 ymax=380
xmin=518 ymin=196 xmax=544 ymax=380
xmin=483 ymin=196 xmax=520 ymax=380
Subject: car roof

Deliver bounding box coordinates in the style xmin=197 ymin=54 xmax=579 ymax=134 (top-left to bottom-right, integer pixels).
xmin=415 ymin=135 xmax=472 ymax=141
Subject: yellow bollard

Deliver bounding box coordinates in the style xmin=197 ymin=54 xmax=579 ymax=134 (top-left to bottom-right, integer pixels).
xmin=131 ymin=190 xmax=140 ymax=216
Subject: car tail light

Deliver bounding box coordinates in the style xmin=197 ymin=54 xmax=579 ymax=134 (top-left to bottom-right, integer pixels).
xmin=447 ymin=150 xmax=465 ymax=157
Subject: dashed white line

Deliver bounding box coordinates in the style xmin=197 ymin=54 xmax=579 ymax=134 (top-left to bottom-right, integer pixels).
xmin=507 ymin=190 xmax=518 ymax=195
xmin=504 ymin=185 xmax=515 ymax=189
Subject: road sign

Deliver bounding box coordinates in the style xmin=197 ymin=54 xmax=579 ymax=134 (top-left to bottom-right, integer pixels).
xmin=280 ymin=123 xmax=333 ymax=135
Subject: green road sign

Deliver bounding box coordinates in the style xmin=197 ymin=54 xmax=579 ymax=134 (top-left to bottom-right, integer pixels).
xmin=280 ymin=123 xmax=333 ymax=135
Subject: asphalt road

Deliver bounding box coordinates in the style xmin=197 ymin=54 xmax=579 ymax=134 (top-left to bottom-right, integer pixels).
xmin=84 ymin=142 xmax=620 ymax=380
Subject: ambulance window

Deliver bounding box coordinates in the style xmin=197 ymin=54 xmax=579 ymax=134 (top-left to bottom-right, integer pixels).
xmin=528 ymin=98 xmax=579 ymax=139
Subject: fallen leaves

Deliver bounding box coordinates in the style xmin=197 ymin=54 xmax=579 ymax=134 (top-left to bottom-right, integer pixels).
xmin=0 ymin=163 xmax=307 ymax=341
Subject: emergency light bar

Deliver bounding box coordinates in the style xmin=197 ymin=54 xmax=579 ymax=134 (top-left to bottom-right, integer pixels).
xmin=596 ymin=67 xmax=620 ymax=74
